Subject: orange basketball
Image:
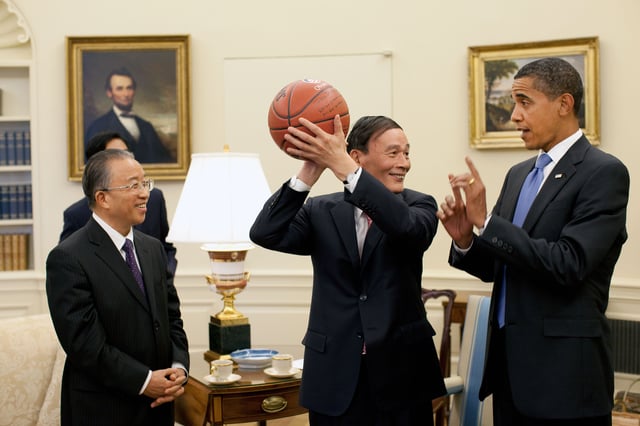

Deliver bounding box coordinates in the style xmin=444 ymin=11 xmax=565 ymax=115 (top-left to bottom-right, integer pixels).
xmin=268 ymin=79 xmax=350 ymax=158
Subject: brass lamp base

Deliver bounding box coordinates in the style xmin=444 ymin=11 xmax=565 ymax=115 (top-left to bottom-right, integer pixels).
xmin=203 ymin=248 xmax=253 ymax=354
xmin=205 ymin=271 xmax=251 ymax=354
xmin=206 ymin=273 xmax=250 ymax=321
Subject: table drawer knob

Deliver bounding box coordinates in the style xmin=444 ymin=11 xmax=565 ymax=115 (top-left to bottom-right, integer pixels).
xmin=262 ymin=396 xmax=288 ymax=413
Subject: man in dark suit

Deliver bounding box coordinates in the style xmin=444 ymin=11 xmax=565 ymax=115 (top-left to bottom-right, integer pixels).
xmin=251 ymin=115 xmax=446 ymax=425
xmin=46 ymin=149 xmax=189 ymax=426
xmin=438 ymin=57 xmax=629 ymax=425
xmin=85 ymin=67 xmax=174 ymax=164
xmin=61 ymin=131 xmax=177 ymax=277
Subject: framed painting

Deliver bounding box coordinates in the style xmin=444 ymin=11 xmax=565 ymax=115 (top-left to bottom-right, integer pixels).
xmin=67 ymin=35 xmax=191 ymax=180
xmin=468 ymin=36 xmax=599 ymax=149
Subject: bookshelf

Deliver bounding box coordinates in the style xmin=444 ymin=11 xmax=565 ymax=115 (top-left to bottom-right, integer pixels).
xmin=0 ymin=0 xmax=33 ymax=272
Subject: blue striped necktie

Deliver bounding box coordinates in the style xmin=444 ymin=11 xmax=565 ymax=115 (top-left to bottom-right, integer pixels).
xmin=497 ymin=153 xmax=552 ymax=327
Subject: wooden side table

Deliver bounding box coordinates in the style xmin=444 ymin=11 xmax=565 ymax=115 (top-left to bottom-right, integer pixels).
xmin=175 ymin=368 xmax=307 ymax=426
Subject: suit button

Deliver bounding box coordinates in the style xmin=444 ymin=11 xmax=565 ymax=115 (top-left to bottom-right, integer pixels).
xmin=497 ymin=240 xmax=503 ymax=247
xmin=356 ymin=333 xmax=363 ymax=339
xmin=491 ymin=237 xmax=498 ymax=244
xmin=359 ymin=295 xmax=367 ymax=302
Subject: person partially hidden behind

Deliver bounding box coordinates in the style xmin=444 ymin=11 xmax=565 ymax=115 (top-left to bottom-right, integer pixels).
xmin=46 ymin=149 xmax=189 ymax=426
xmin=250 ymin=115 xmax=446 ymax=425
xmin=85 ymin=66 xmax=174 ymax=164
xmin=438 ymin=57 xmax=629 ymax=426
xmin=60 ymin=131 xmax=177 ymax=277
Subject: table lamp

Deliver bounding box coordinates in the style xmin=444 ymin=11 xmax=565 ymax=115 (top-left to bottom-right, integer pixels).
xmin=167 ymin=147 xmax=271 ymax=355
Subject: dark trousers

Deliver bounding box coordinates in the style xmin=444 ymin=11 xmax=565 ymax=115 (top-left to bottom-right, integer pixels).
xmin=309 ymin=356 xmax=434 ymax=426
xmin=492 ymin=328 xmax=611 ymax=426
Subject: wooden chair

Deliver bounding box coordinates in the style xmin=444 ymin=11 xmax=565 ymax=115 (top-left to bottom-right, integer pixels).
xmin=422 ymin=288 xmax=457 ymax=426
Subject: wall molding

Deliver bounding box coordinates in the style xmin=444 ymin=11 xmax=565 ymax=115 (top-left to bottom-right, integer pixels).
xmin=2 ymin=269 xmax=637 ymax=379
xmin=0 ymin=0 xmax=30 ymax=47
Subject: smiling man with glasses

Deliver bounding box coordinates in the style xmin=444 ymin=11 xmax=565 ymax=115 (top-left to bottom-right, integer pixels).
xmin=46 ymin=149 xmax=189 ymax=426
xmin=60 ymin=132 xmax=177 ymax=278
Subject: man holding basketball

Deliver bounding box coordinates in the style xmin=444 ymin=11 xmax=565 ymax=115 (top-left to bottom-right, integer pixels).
xmin=251 ymin=115 xmax=445 ymax=425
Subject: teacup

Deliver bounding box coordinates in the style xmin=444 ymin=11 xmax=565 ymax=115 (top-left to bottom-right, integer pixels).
xmin=210 ymin=359 xmax=234 ymax=381
xmin=271 ymin=353 xmax=293 ymax=374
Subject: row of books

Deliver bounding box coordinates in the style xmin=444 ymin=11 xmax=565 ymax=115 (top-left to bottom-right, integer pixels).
xmin=0 ymin=131 xmax=31 ymax=166
xmin=0 ymin=233 xmax=29 ymax=271
xmin=0 ymin=184 xmax=32 ymax=220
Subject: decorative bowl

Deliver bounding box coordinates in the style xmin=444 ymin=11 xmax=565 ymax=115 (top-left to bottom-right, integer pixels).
xmin=230 ymin=348 xmax=279 ymax=369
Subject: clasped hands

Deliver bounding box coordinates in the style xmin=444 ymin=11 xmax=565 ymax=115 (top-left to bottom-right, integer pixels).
xmin=144 ymin=367 xmax=187 ymax=408
xmin=437 ymin=156 xmax=488 ymax=250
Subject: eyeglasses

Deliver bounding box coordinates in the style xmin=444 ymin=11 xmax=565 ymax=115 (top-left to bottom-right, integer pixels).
xmin=100 ymin=178 xmax=154 ymax=193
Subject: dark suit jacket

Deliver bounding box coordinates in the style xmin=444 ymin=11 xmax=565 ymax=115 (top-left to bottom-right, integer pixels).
xmin=250 ymin=170 xmax=446 ymax=416
xmin=46 ymin=219 xmax=189 ymax=426
xmin=85 ymin=109 xmax=174 ymax=163
xmin=450 ymin=136 xmax=629 ymax=419
xmin=59 ymin=188 xmax=177 ymax=277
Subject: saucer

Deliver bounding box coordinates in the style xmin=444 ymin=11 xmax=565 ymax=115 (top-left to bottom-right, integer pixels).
xmin=203 ymin=373 xmax=241 ymax=385
xmin=264 ymin=367 xmax=300 ymax=378
xmin=230 ymin=348 xmax=279 ymax=370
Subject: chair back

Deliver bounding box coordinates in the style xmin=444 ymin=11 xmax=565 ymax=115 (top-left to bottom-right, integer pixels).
xmin=421 ymin=288 xmax=456 ymax=426
xmin=421 ymin=288 xmax=456 ymax=377
xmin=448 ymin=295 xmax=492 ymax=426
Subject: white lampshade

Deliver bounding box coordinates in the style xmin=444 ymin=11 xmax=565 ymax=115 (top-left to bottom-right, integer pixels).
xmin=167 ymin=151 xmax=271 ymax=251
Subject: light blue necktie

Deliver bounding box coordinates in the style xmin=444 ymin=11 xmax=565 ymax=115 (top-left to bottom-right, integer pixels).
xmin=497 ymin=153 xmax=552 ymax=327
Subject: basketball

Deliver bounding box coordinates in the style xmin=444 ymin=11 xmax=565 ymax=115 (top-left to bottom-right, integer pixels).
xmin=268 ymin=79 xmax=350 ymax=158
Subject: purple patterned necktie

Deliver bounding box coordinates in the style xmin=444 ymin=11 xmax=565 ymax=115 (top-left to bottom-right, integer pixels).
xmin=497 ymin=153 xmax=552 ymax=327
xmin=122 ymin=239 xmax=146 ymax=296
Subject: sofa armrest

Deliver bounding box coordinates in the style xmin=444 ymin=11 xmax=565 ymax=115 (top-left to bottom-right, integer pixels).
xmin=0 ymin=314 xmax=60 ymax=426
xmin=444 ymin=375 xmax=464 ymax=395
xmin=36 ymin=344 xmax=65 ymax=426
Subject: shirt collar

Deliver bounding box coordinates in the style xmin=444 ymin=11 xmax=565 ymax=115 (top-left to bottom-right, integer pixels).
xmin=113 ymin=105 xmax=135 ymax=117
xmin=543 ymin=129 xmax=582 ymax=164
xmin=92 ymin=213 xmax=134 ymax=251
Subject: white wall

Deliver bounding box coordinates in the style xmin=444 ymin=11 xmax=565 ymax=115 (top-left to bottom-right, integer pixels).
xmin=3 ymin=0 xmax=639 ymax=381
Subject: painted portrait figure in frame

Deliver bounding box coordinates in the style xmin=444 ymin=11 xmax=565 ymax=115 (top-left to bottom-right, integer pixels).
xmin=82 ymin=50 xmax=179 ymax=165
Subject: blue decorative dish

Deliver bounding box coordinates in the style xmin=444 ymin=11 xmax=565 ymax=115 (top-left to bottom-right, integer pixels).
xmin=230 ymin=348 xmax=279 ymax=369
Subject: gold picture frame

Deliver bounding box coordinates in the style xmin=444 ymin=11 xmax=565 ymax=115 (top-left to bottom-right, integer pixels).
xmin=468 ymin=36 xmax=599 ymax=149
xmin=67 ymin=35 xmax=191 ymax=180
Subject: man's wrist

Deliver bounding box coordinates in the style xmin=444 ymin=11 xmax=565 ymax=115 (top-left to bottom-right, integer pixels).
xmin=289 ymin=176 xmax=311 ymax=192
xmin=476 ymin=214 xmax=491 ymax=234
xmin=453 ymin=238 xmax=473 ymax=254
xmin=342 ymin=167 xmax=361 ymax=184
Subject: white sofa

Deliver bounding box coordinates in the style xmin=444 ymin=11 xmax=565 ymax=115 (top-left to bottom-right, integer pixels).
xmin=0 ymin=314 xmax=63 ymax=426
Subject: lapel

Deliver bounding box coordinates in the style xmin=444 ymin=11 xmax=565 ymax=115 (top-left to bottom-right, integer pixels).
xmin=520 ymin=137 xmax=589 ymax=230
xmin=337 ymin=190 xmax=404 ymax=268
xmin=359 ymin=192 xmax=405 ymax=267
xmin=360 ymin=222 xmax=382 ymax=268
xmin=503 ymin=157 xmax=536 ymax=223
xmin=331 ymin=202 xmax=360 ymax=267
xmin=87 ymin=220 xmax=150 ymax=311
xmin=134 ymin=233 xmax=158 ymax=317
xmin=107 ymin=110 xmax=135 ymax=141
